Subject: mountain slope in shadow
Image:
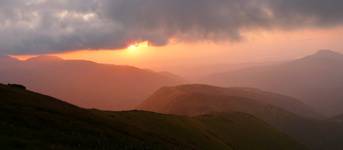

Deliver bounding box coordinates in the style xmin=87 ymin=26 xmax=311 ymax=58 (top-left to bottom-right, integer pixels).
xmin=138 ymin=84 xmax=343 ymax=150
xmin=0 ymin=56 xmax=182 ymax=110
xmin=0 ymin=83 xmax=305 ymax=150
xmin=207 ymin=50 xmax=343 ymax=116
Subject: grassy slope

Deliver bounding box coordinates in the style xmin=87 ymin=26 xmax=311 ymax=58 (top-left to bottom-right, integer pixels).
xmin=0 ymin=84 xmax=305 ymax=150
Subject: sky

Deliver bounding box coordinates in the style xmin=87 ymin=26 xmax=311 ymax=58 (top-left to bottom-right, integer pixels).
xmin=2 ymin=0 xmax=343 ymax=77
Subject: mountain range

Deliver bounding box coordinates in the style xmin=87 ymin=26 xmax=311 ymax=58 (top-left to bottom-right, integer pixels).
xmin=206 ymin=50 xmax=343 ymax=116
xmin=0 ymin=83 xmax=305 ymax=150
xmin=0 ymin=56 xmax=182 ymax=110
xmin=2 ymin=49 xmax=343 ymax=149
xmin=138 ymin=84 xmax=343 ymax=150
xmin=138 ymin=84 xmax=318 ymax=118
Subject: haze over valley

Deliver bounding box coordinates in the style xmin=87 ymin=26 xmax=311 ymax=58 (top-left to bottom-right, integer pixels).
xmin=205 ymin=50 xmax=343 ymax=116
xmin=2 ymin=0 xmax=343 ymax=149
xmin=0 ymin=55 xmax=182 ymax=110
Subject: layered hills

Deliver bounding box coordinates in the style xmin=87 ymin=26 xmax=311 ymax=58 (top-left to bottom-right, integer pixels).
xmin=138 ymin=84 xmax=343 ymax=150
xmin=206 ymin=50 xmax=343 ymax=116
xmin=0 ymin=83 xmax=304 ymax=150
xmin=0 ymin=56 xmax=182 ymax=110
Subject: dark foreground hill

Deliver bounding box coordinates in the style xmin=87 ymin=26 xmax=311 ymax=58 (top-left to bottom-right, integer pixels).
xmin=0 ymin=56 xmax=182 ymax=110
xmin=138 ymin=84 xmax=343 ymax=150
xmin=0 ymin=84 xmax=304 ymax=150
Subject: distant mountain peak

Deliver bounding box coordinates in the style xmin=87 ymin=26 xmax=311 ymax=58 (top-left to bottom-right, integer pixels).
xmin=26 ymin=55 xmax=64 ymax=62
xmin=300 ymin=49 xmax=343 ymax=61
xmin=315 ymin=49 xmax=342 ymax=56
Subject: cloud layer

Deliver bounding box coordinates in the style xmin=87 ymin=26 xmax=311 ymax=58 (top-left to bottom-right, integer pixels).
xmin=0 ymin=0 xmax=343 ymax=54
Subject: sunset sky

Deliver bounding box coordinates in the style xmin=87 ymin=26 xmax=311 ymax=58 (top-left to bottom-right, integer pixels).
xmin=2 ymin=0 xmax=343 ymax=76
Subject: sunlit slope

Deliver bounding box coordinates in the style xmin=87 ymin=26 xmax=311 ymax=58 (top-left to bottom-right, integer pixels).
xmin=0 ymin=84 xmax=304 ymax=150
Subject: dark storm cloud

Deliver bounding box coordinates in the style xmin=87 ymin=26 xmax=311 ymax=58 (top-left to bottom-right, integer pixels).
xmin=267 ymin=0 xmax=343 ymax=27
xmin=0 ymin=0 xmax=342 ymax=55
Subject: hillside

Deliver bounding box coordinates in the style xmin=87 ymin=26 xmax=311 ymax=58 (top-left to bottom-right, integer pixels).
xmin=138 ymin=84 xmax=343 ymax=150
xmin=0 ymin=84 xmax=304 ymax=150
xmin=333 ymin=114 xmax=343 ymax=121
xmin=138 ymin=84 xmax=319 ymax=118
xmin=0 ymin=56 xmax=182 ymax=110
xmin=207 ymin=50 xmax=343 ymax=116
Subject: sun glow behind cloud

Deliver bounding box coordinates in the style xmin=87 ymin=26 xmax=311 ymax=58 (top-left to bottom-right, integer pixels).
xmin=126 ymin=41 xmax=150 ymax=56
xmin=11 ymin=27 xmax=343 ymax=78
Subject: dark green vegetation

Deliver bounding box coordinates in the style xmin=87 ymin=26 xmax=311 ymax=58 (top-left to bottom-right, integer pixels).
xmin=139 ymin=84 xmax=343 ymax=150
xmin=0 ymin=84 xmax=305 ymax=150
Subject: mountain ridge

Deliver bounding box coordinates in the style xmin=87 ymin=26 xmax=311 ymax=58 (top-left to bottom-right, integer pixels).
xmin=300 ymin=49 xmax=343 ymax=61
xmin=206 ymin=50 xmax=343 ymax=116
xmin=0 ymin=83 xmax=305 ymax=150
xmin=138 ymin=84 xmax=319 ymax=119
xmin=0 ymin=56 xmax=183 ymax=110
xmin=138 ymin=84 xmax=343 ymax=150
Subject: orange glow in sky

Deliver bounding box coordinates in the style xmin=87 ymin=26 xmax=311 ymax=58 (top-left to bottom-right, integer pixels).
xmin=127 ymin=41 xmax=150 ymax=50
xmin=126 ymin=41 xmax=150 ymax=55
xmin=12 ymin=27 xmax=343 ymax=77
